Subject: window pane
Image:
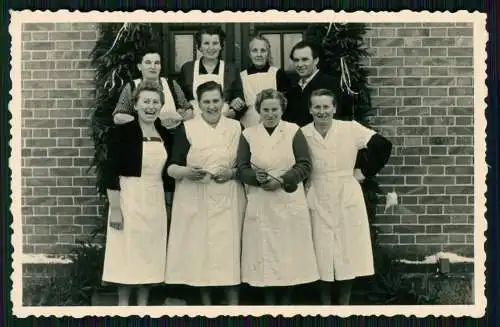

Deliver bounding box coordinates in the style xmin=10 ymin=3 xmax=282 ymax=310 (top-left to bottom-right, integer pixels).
xmin=262 ymin=33 xmax=281 ymax=69
xmin=174 ymin=34 xmax=194 ymax=72
xmin=283 ymin=33 xmax=303 ymax=71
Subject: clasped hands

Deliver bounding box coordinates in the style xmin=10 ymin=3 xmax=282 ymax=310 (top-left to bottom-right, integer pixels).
xmin=255 ymin=168 xmax=282 ymax=192
xmin=184 ymin=166 xmax=233 ymax=184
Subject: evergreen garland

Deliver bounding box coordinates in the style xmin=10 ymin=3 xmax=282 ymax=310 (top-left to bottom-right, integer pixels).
xmin=304 ymin=23 xmax=384 ymax=256
xmin=89 ymin=23 xmax=159 ymax=197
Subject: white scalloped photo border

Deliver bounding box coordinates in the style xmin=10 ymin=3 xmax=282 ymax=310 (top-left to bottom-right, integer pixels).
xmin=8 ymin=9 xmax=488 ymax=318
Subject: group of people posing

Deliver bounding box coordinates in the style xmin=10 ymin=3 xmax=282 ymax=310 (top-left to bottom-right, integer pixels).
xmin=101 ymin=25 xmax=393 ymax=306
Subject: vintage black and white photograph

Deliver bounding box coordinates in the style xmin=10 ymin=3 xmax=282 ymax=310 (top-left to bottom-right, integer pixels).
xmin=9 ymin=10 xmax=487 ymax=317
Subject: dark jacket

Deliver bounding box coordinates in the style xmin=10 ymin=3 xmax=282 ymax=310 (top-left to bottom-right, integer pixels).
xmin=282 ymin=71 xmax=338 ymax=128
xmin=106 ymin=117 xmax=175 ymax=192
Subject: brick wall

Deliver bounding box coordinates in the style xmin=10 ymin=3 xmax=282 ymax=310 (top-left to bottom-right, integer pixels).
xmin=21 ymin=22 xmax=102 ymax=255
xmin=364 ymin=22 xmax=474 ymax=258
xmin=20 ymin=22 xmax=475 ymax=259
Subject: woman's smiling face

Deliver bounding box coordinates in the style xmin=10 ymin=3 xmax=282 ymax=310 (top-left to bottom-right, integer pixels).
xmin=259 ymin=98 xmax=283 ymax=128
xmin=135 ymin=90 xmax=163 ymax=124
xmin=249 ymin=38 xmax=269 ymax=68
xmin=199 ymin=89 xmax=223 ymax=124
xmin=137 ymin=53 xmax=161 ymax=81
xmin=310 ymin=95 xmax=336 ymax=123
xmin=199 ymin=34 xmax=222 ymax=60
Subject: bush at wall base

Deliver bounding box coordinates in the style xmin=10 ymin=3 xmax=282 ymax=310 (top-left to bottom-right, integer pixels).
xmin=23 ymin=240 xmax=106 ymax=306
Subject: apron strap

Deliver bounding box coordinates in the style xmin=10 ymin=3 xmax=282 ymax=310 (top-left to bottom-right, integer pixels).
xmin=163 ymin=77 xmax=179 ymax=108
xmin=131 ymin=79 xmax=141 ymax=92
xmin=192 ymin=59 xmax=200 ymax=100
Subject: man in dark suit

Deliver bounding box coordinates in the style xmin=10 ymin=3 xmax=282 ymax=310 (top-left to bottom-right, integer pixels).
xmin=282 ymin=41 xmax=338 ymax=127
xmin=284 ymin=40 xmax=374 ymax=184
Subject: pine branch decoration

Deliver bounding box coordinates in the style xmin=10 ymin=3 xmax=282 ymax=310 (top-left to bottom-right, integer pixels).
xmin=88 ymin=23 xmax=158 ymax=197
xmin=304 ymin=23 xmax=374 ymax=125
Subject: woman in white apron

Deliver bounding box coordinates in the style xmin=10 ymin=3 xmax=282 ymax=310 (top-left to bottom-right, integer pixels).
xmin=164 ymin=81 xmax=246 ymax=305
xmin=237 ymin=88 xmax=319 ymax=305
xmin=239 ymin=35 xmax=291 ymax=128
xmin=178 ymin=26 xmax=247 ymax=121
xmin=301 ymin=89 xmax=392 ymax=305
xmin=102 ymin=81 xmax=175 ymax=306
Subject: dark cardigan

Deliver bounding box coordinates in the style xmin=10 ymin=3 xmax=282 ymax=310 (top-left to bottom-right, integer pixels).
xmin=106 ymin=117 xmax=175 ymax=192
xmin=178 ymin=59 xmax=245 ymax=109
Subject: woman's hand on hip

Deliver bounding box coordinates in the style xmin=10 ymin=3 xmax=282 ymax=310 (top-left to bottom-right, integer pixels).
xmin=161 ymin=118 xmax=182 ymax=129
xmin=113 ymin=113 xmax=135 ymax=125
xmin=230 ymin=97 xmax=246 ymax=112
xmin=178 ymin=108 xmax=194 ymax=121
xmin=353 ymin=168 xmax=365 ymax=183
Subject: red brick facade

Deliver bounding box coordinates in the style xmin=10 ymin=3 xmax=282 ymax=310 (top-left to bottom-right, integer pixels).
xmin=20 ymin=22 xmax=474 ymax=259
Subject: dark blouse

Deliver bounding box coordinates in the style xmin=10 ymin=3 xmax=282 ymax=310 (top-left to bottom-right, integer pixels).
xmin=244 ymin=64 xmax=292 ymax=97
xmin=106 ymin=117 xmax=175 ymax=192
xmin=178 ymin=59 xmax=244 ymax=103
xmin=237 ymin=127 xmax=312 ymax=187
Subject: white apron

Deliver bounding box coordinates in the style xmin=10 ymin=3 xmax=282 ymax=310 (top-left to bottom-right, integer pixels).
xmin=240 ymin=66 xmax=278 ymax=128
xmin=164 ymin=116 xmax=246 ymax=286
xmin=190 ymin=59 xmax=230 ymax=117
xmin=102 ymin=141 xmax=168 ymax=285
xmin=302 ymin=120 xmax=376 ymax=281
xmin=241 ymin=121 xmax=319 ymax=287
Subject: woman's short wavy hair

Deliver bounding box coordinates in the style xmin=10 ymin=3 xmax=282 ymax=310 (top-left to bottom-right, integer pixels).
xmin=309 ymin=88 xmax=337 ymax=107
xmin=132 ymin=80 xmax=165 ymax=106
xmin=254 ymin=88 xmax=288 ymax=113
xmin=196 ymin=81 xmax=223 ymax=101
xmin=195 ymin=25 xmax=226 ymax=50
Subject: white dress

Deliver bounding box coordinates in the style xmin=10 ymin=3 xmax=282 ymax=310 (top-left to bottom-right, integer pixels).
xmin=164 ymin=116 xmax=246 ymax=286
xmin=301 ymin=120 xmax=376 ymax=281
xmin=241 ymin=121 xmax=320 ymax=287
xmin=102 ymin=141 xmax=168 ymax=285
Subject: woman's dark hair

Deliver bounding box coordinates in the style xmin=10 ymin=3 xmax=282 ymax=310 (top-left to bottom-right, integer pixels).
xmin=254 ymin=88 xmax=288 ymax=114
xmin=132 ymin=80 xmax=165 ymax=106
xmin=289 ymin=40 xmax=321 ymax=60
xmin=137 ymin=44 xmax=162 ymax=63
xmin=196 ymin=81 xmax=223 ymax=101
xmin=309 ymin=88 xmax=337 ymax=107
xmin=195 ymin=25 xmax=226 ymax=49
